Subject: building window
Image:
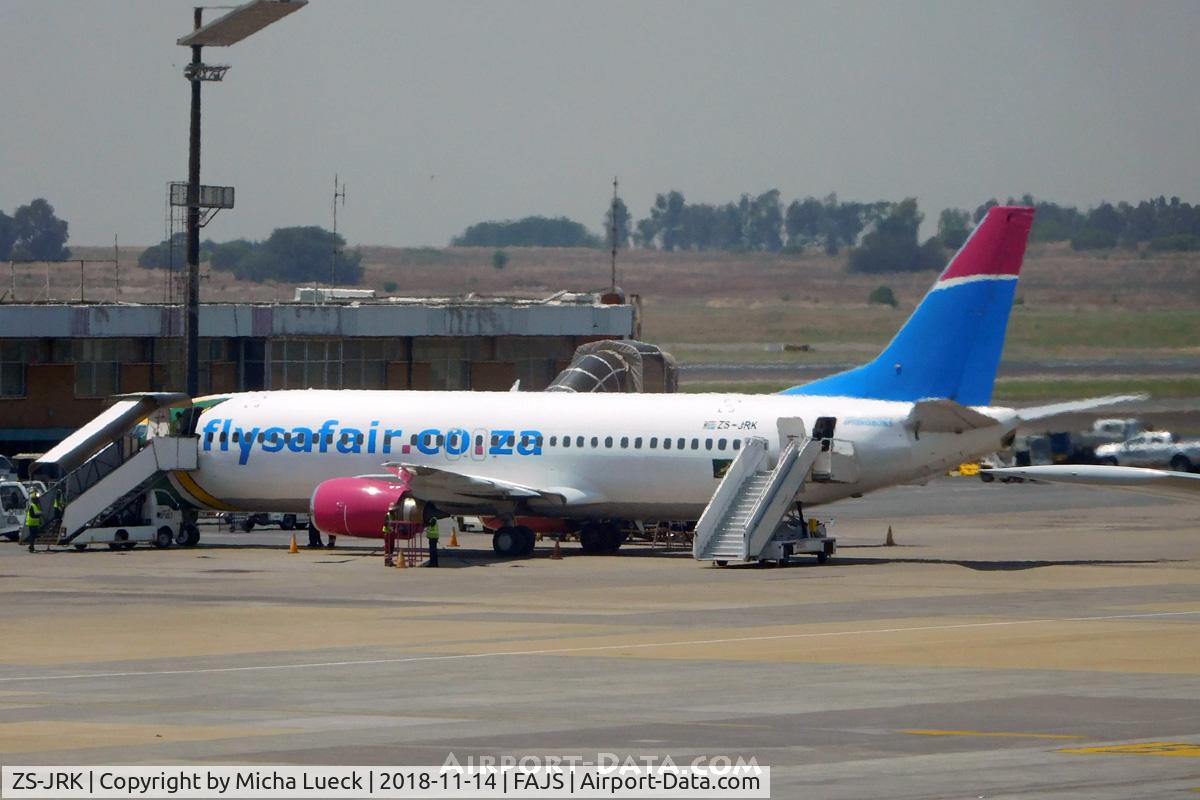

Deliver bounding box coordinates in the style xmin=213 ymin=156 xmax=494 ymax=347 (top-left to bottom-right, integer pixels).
xmin=0 ymin=341 xmax=29 ymax=398
xmin=271 ymin=339 xmax=343 ymax=389
xmin=342 ymin=339 xmax=390 ymax=389
xmin=74 ymin=340 xmax=122 ymax=398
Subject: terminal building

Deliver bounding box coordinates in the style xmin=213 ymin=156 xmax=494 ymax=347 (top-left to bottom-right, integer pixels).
xmin=0 ymin=291 xmax=639 ymax=454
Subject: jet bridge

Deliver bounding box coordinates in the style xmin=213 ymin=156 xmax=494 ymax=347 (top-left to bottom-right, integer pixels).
xmin=29 ymin=393 xmax=200 ymax=547
xmin=693 ymin=435 xmax=836 ymax=565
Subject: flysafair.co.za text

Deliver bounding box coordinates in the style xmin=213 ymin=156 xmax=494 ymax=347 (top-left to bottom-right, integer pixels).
xmin=201 ymin=418 xmax=543 ymax=465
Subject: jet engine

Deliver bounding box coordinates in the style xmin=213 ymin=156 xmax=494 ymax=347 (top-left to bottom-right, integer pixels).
xmin=309 ymin=476 xmax=422 ymax=538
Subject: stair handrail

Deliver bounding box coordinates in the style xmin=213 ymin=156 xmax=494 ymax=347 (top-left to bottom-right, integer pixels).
xmin=743 ymin=437 xmax=801 ymax=537
xmin=744 ymin=438 xmax=824 ymax=559
xmin=693 ymin=436 xmax=769 ymax=559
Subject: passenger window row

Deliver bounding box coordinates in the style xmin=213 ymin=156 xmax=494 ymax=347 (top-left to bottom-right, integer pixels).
xmin=547 ymin=435 xmax=741 ymax=452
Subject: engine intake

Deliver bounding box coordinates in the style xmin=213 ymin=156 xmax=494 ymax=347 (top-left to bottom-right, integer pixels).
xmin=310 ymin=476 xmax=420 ymax=538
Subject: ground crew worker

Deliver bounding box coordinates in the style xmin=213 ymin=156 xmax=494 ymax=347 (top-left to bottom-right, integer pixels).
xmin=425 ymin=518 xmax=440 ymax=567
xmin=52 ymin=491 xmax=65 ymax=522
xmin=25 ymin=493 xmax=42 ymax=553
xmin=307 ymin=521 xmax=323 ymax=548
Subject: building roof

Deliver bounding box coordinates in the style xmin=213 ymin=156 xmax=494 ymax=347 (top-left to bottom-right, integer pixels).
xmin=0 ymin=293 xmax=635 ymax=339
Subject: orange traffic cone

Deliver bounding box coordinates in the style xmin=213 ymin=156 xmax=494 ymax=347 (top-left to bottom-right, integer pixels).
xmin=288 ymin=533 xmax=299 ymax=554
xmin=550 ymin=539 xmax=563 ymax=560
xmin=395 ymin=549 xmax=407 ymax=569
xmin=885 ymin=525 xmax=896 ymax=547
xmin=448 ymin=529 xmax=460 ymax=547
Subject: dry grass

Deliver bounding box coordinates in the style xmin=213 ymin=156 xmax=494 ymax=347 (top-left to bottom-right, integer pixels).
xmin=46 ymin=243 xmax=1198 ymax=365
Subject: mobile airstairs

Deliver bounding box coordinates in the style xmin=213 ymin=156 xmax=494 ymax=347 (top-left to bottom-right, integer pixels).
xmin=28 ymin=393 xmax=201 ymax=549
xmin=693 ymin=433 xmax=856 ymax=566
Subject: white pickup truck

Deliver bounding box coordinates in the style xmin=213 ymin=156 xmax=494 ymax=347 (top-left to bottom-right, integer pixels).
xmin=1095 ymin=431 xmax=1200 ymax=472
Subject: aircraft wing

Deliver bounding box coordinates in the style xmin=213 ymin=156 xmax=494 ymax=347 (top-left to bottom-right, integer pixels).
xmin=986 ymin=464 xmax=1200 ymax=501
xmin=374 ymin=462 xmax=602 ymax=507
xmin=1016 ymin=394 xmax=1147 ymax=424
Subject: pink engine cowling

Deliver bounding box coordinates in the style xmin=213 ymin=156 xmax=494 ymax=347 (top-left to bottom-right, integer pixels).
xmin=310 ymin=476 xmax=413 ymax=538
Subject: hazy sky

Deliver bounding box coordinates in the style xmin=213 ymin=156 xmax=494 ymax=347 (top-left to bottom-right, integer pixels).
xmin=3 ymin=0 xmax=1198 ymax=246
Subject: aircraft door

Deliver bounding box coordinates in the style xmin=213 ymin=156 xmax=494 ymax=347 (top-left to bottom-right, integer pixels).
xmin=470 ymin=428 xmax=488 ymax=461
xmin=776 ymin=417 xmax=807 ymax=465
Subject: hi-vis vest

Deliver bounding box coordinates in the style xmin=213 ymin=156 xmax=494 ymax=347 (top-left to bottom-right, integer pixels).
xmin=425 ymin=521 xmax=439 ymax=541
xmin=25 ymin=502 xmax=41 ymax=528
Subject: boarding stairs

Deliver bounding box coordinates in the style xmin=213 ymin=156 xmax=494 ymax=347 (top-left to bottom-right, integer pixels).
xmin=693 ymin=435 xmax=825 ymax=563
xmin=29 ymin=393 xmax=195 ymax=545
xmin=57 ymin=438 xmax=197 ymax=543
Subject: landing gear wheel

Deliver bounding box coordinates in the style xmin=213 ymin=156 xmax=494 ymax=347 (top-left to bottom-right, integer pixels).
xmin=492 ymin=526 xmax=522 ymax=557
xmin=513 ymin=525 xmax=536 ymax=556
xmin=154 ymin=527 xmax=174 ymax=548
xmin=579 ymin=523 xmax=607 ymax=554
xmin=602 ymin=524 xmax=623 ymax=553
xmin=280 ymin=514 xmax=297 ymax=530
xmin=1170 ymin=455 xmax=1193 ymax=473
xmin=177 ymin=523 xmax=200 ymax=547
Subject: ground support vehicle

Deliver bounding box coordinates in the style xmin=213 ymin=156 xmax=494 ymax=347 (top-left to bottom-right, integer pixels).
xmin=68 ymin=489 xmax=186 ymax=550
xmin=0 ymin=481 xmax=29 ymax=541
xmin=1096 ymin=431 xmax=1200 ymax=472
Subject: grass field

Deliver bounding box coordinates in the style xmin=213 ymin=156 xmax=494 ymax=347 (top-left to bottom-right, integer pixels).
xmin=58 ymin=241 xmax=1200 ymax=399
xmin=679 ymin=375 xmax=1200 ymax=403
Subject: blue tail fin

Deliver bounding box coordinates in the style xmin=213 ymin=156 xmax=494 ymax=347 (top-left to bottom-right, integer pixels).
xmin=783 ymin=205 xmax=1035 ymax=406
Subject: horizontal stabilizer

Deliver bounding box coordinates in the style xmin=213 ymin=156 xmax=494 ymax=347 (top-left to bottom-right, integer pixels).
xmin=986 ymin=464 xmax=1200 ymax=501
xmin=1017 ymin=394 xmax=1147 ymax=424
xmin=907 ymin=399 xmax=1001 ymax=434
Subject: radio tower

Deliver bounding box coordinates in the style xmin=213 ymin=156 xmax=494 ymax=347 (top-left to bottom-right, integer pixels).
xmin=610 ymin=176 xmax=619 ymax=291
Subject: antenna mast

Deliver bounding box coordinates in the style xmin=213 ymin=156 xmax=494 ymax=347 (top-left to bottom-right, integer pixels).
xmin=610 ymin=176 xmax=619 ymax=290
xmin=330 ymin=173 xmax=346 ymax=286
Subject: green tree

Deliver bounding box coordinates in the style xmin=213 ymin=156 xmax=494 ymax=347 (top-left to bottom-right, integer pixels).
xmin=849 ymin=199 xmax=944 ymax=273
xmin=452 ymin=216 xmax=601 ymax=247
xmin=868 ymin=285 xmax=898 ymax=307
xmin=604 ymin=197 xmax=631 ymax=250
xmin=214 ymin=227 xmax=363 ymax=283
xmin=492 ymin=249 xmax=509 ymax=270
xmin=11 ymin=199 xmax=69 ymax=260
xmin=936 ymin=208 xmax=971 ymax=249
xmin=0 ymin=211 xmax=14 ymax=260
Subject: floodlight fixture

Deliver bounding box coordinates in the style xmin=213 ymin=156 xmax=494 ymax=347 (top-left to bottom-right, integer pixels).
xmin=177 ymin=1 xmax=308 ymax=47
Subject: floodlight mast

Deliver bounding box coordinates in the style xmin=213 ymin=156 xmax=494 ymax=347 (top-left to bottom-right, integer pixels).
xmin=178 ymin=1 xmax=306 ymax=397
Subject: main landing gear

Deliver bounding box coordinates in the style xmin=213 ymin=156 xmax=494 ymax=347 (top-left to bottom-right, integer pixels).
xmin=579 ymin=521 xmax=623 ymax=554
xmin=492 ymin=525 xmax=536 ymax=557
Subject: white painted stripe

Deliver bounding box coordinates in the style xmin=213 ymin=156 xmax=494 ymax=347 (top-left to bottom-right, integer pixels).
xmin=0 ymin=610 xmax=1194 ymax=683
xmin=932 ymin=273 xmax=1020 ymax=292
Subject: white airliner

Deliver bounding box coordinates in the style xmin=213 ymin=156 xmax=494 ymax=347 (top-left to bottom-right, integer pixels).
xmin=161 ymin=205 xmax=1133 ymax=555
